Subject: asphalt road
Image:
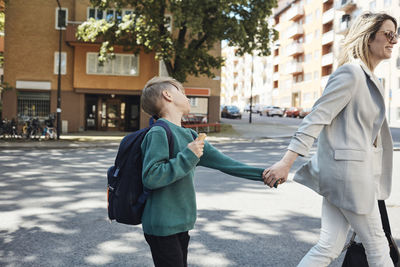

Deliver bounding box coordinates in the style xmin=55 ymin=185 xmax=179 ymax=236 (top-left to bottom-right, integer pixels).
xmin=226 ymin=113 xmax=400 ymax=147
xmin=1 ymin=138 xmax=399 ymax=267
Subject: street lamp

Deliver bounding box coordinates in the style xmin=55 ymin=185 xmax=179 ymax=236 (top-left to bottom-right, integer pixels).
xmin=249 ymin=53 xmax=254 ymax=124
xmin=56 ymin=0 xmax=62 ymax=139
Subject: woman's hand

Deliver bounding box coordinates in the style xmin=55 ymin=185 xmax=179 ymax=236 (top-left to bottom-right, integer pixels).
xmin=187 ymin=138 xmax=205 ymax=158
xmin=263 ymin=150 xmax=299 ymax=188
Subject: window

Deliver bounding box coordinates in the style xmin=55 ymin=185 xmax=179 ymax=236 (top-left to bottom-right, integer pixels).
xmin=314 ymin=29 xmax=320 ymax=38
xmin=18 ymin=92 xmax=50 ymax=119
xmin=165 ymin=15 xmax=172 ymax=32
xmin=314 ymin=50 xmax=320 ymax=60
xmin=54 ymin=52 xmax=67 ymax=75
xmin=315 ymin=9 xmax=320 ymax=18
xmin=87 ymin=7 xmax=133 ymax=21
xmin=305 ymin=53 xmax=312 ymax=63
xmin=304 ymin=72 xmax=312 ymax=82
xmin=188 ymin=97 xmax=208 ymax=114
xmin=285 ymin=79 xmax=292 ymax=89
xmin=189 ymin=97 xmax=198 ymax=107
xmin=397 ymin=107 xmax=400 ymax=120
xmin=303 ymin=92 xmax=312 ymax=102
xmin=55 ymin=7 xmax=68 ymax=30
xmin=87 ymin=53 xmax=139 ymax=76
xmin=305 ymin=33 xmax=312 ymax=44
xmin=314 ymin=71 xmax=319 ymax=80
xmin=305 ymin=14 xmax=312 ymax=24
xmin=384 ymin=0 xmax=392 ymax=6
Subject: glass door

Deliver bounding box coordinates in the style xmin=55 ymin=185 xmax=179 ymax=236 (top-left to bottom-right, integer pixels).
xmin=106 ymin=99 xmax=121 ymax=130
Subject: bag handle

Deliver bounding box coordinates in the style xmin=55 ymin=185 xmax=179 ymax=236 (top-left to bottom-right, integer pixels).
xmin=378 ymin=200 xmax=391 ymax=235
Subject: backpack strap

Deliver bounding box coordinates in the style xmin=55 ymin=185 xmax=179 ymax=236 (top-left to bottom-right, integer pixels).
xmin=114 ymin=120 xmax=174 ymax=176
xmin=152 ymin=120 xmax=174 ymax=159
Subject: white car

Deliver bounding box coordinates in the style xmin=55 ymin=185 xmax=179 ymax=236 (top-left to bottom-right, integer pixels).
xmin=265 ymin=106 xmax=285 ymax=117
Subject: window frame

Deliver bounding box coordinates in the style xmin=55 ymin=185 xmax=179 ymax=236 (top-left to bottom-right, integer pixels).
xmin=86 ymin=52 xmax=140 ymax=76
xmin=54 ymin=52 xmax=67 ymax=75
xmin=55 ymin=7 xmax=68 ymax=30
xmin=87 ymin=7 xmax=134 ymax=20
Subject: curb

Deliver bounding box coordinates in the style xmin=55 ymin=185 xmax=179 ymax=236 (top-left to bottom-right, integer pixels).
xmin=0 ymin=141 xmax=120 ymax=150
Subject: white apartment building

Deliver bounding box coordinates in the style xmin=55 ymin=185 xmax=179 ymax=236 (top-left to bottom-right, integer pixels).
xmin=221 ymin=43 xmax=274 ymax=112
xmin=221 ymin=0 xmax=400 ymax=126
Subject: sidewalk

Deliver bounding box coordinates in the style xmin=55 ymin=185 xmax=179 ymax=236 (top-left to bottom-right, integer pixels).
xmin=1 ymin=122 xmax=400 ymax=150
xmin=0 ymin=132 xmax=125 ymax=149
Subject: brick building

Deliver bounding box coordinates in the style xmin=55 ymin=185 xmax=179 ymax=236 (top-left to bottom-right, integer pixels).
xmin=2 ymin=0 xmax=221 ymax=132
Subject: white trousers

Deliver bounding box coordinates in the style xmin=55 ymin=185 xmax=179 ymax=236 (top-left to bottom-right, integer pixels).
xmin=297 ymin=197 xmax=393 ymax=267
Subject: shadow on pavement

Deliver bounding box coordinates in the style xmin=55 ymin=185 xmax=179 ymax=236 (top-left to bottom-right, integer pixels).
xmin=0 ymin=140 xmax=396 ymax=267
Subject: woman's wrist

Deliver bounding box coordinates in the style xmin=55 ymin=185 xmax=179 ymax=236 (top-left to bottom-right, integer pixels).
xmin=282 ymin=150 xmax=298 ymax=166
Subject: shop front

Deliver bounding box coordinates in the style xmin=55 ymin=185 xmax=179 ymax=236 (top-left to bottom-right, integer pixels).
xmin=85 ymin=94 xmax=140 ymax=132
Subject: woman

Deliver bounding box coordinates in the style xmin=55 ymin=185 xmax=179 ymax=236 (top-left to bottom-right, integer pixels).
xmin=263 ymin=12 xmax=398 ymax=266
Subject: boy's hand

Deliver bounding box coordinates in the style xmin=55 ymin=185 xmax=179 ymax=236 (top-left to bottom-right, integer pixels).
xmin=187 ymin=138 xmax=205 ymax=158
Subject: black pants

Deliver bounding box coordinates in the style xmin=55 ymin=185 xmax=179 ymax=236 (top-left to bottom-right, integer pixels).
xmin=144 ymin=231 xmax=190 ymax=267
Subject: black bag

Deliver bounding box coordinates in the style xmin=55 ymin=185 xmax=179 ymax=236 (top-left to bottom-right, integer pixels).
xmin=342 ymin=200 xmax=400 ymax=267
xmin=107 ymin=120 xmax=174 ymax=225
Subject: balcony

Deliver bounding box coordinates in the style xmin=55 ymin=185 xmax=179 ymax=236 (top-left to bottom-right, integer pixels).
xmin=286 ymin=4 xmax=304 ymax=21
xmin=337 ymin=17 xmax=352 ymax=35
xmin=286 ymin=62 xmax=303 ymax=75
xmin=286 ymin=43 xmax=304 ymax=57
xmin=322 ymin=8 xmax=334 ymax=24
xmin=273 ymin=72 xmax=279 ymax=81
xmin=321 ymin=52 xmax=333 ymax=66
xmin=322 ymin=30 xmax=334 ymax=45
xmin=286 ymin=24 xmax=304 ymax=39
xmin=337 ymin=0 xmax=356 ymax=12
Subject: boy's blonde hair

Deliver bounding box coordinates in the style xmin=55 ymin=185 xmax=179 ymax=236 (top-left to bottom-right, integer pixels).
xmin=141 ymin=76 xmax=184 ymax=117
xmin=338 ymin=12 xmax=397 ymax=70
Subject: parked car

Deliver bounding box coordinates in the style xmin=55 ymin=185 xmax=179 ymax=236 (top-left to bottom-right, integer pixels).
xmin=263 ymin=106 xmax=285 ymax=117
xmin=299 ymin=108 xmax=312 ymax=118
xmin=244 ymin=104 xmax=255 ymax=113
xmin=285 ymin=107 xmax=302 ymax=118
xmin=253 ymin=104 xmax=265 ymax=114
xmin=221 ymin=105 xmax=242 ymax=119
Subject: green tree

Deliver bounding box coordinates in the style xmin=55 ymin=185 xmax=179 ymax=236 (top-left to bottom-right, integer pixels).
xmin=76 ymin=0 xmax=278 ymax=82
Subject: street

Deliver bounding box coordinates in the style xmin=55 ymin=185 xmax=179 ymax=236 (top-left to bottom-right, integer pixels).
xmin=227 ymin=113 xmax=400 ymax=147
xmin=1 ymin=131 xmax=399 ymax=266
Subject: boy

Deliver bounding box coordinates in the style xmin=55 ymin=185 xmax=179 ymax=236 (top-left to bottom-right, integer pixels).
xmin=140 ymin=77 xmax=267 ymax=267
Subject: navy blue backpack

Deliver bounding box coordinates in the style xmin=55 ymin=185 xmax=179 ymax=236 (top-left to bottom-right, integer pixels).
xmin=107 ymin=120 xmax=174 ymax=225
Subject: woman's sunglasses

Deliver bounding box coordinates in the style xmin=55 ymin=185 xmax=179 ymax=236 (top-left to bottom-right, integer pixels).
xmin=377 ymin=30 xmax=399 ymax=43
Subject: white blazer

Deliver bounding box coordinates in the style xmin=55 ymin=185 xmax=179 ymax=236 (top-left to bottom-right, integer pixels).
xmin=288 ymin=59 xmax=393 ymax=215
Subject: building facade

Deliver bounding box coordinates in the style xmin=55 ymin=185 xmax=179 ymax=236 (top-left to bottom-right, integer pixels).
xmin=221 ymin=44 xmax=274 ymax=111
xmin=271 ymin=0 xmax=400 ymax=125
xmin=272 ymin=0 xmax=333 ymax=109
xmin=2 ymin=0 xmax=221 ymax=132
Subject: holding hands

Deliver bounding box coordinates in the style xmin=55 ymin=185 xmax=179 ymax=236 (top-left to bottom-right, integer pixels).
xmin=262 ymin=150 xmax=299 ymax=188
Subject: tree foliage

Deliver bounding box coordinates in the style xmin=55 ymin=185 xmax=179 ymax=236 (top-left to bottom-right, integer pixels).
xmin=77 ymin=0 xmax=278 ymax=82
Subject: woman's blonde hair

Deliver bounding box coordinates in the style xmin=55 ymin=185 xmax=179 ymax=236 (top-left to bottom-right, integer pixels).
xmin=338 ymin=12 xmax=397 ymax=70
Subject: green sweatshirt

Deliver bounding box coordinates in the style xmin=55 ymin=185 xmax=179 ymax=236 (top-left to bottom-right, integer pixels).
xmin=141 ymin=119 xmax=264 ymax=236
